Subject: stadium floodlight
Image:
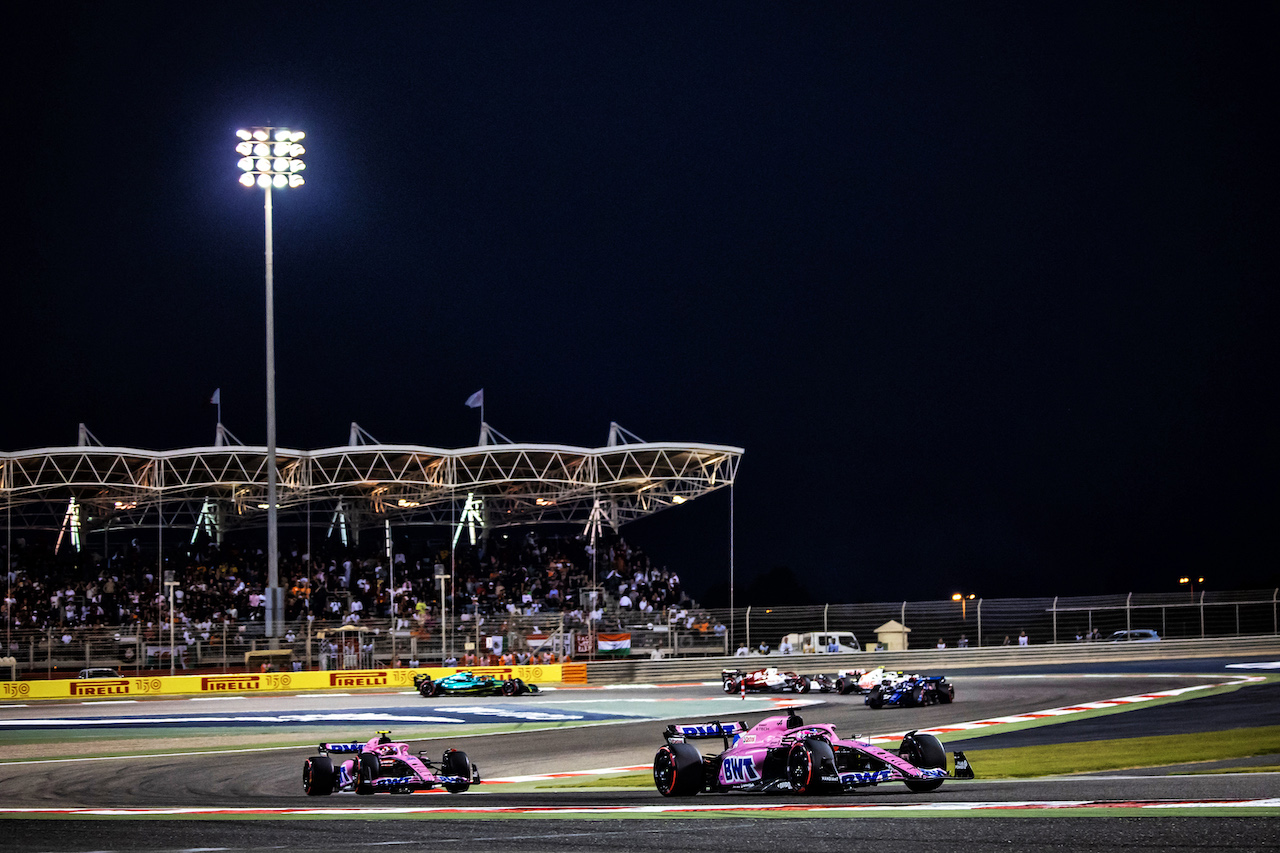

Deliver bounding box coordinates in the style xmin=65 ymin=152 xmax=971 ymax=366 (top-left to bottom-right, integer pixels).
xmin=235 ymin=126 xmax=306 ymax=645
xmin=235 ymin=126 xmax=305 ymax=189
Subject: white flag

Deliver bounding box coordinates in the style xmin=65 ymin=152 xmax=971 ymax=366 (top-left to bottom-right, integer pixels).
xmin=210 ymin=388 xmax=221 ymax=405
xmin=465 ymin=389 xmax=484 ymax=409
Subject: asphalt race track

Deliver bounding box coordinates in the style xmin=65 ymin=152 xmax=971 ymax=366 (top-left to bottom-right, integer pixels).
xmin=1 ymin=655 xmax=1277 ymax=852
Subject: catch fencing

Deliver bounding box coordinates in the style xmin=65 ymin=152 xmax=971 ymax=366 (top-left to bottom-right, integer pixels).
xmin=3 ymin=588 xmax=1275 ymax=677
xmin=716 ymin=588 xmax=1279 ymax=653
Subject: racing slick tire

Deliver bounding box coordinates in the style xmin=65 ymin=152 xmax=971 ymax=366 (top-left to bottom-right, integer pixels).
xmin=417 ymin=678 xmax=434 ymax=698
xmin=442 ymin=749 xmax=473 ymax=793
xmin=653 ymin=742 xmax=704 ymax=797
xmin=836 ymin=677 xmax=854 ymax=695
xmin=907 ymin=685 xmax=926 ymax=707
xmin=501 ymin=679 xmax=519 ymax=696
xmin=722 ymin=678 xmax=740 ymax=694
xmin=936 ymin=680 xmax=955 ymax=704
xmin=787 ymin=738 xmax=837 ymax=795
xmin=355 ymin=753 xmax=380 ymax=795
xmin=866 ymin=686 xmax=884 ymax=709
xmin=900 ymin=732 xmax=947 ymax=793
xmin=303 ymin=755 xmax=336 ymax=796
xmin=797 ymin=676 xmax=812 ymax=694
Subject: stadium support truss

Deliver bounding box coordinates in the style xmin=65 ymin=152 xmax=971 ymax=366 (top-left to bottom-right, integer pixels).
xmin=1 ymin=422 xmax=743 ymax=545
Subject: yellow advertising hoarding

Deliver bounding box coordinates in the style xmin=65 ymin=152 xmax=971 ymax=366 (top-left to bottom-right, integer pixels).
xmin=0 ymin=665 xmax=562 ymax=702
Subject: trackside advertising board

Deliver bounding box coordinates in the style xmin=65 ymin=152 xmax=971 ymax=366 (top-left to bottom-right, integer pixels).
xmin=0 ymin=665 xmax=561 ymax=701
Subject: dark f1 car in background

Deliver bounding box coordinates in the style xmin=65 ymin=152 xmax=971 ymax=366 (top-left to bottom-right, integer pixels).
xmin=653 ymin=709 xmax=973 ymax=796
xmin=866 ymin=673 xmax=955 ymax=709
xmin=303 ymin=731 xmax=480 ymax=795
xmin=414 ymin=670 xmax=540 ymax=697
xmin=722 ymin=667 xmax=829 ymax=694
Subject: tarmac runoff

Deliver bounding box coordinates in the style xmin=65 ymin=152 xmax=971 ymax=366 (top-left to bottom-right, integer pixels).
xmin=3 ymin=798 xmax=1279 ymax=818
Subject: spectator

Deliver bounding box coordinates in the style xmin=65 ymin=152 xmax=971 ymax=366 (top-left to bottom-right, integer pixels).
xmin=936 ymin=638 xmax=946 ymax=649
xmin=778 ymin=636 xmax=793 ymax=655
xmin=1018 ymin=631 xmax=1029 ymax=646
xmin=735 ymin=642 xmax=749 ymax=656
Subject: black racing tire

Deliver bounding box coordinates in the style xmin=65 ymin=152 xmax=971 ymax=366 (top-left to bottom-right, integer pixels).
xmin=653 ymin=742 xmax=703 ymax=797
xmin=867 ymin=686 xmax=884 ymax=709
xmin=797 ymin=676 xmax=811 ymax=694
xmin=355 ymin=753 xmax=380 ymax=795
xmin=417 ymin=678 xmax=434 ymax=698
xmin=900 ymin=733 xmax=947 ymax=793
xmin=787 ymin=738 xmax=836 ymax=795
xmin=501 ymin=679 xmax=518 ymax=696
xmin=429 ymin=680 xmax=442 ymax=697
xmin=836 ymin=677 xmax=853 ymax=696
xmin=936 ymin=680 xmax=954 ymax=704
xmin=302 ymin=755 xmax=335 ymax=796
xmin=908 ymin=685 xmax=925 ymax=707
xmin=723 ymin=678 xmax=739 ymax=694
xmin=442 ymin=749 xmax=472 ymax=793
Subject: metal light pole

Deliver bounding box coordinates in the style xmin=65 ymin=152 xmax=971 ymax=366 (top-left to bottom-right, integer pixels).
xmin=236 ymin=127 xmax=305 ymax=644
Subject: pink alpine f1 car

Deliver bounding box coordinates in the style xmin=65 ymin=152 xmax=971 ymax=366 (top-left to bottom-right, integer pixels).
xmin=653 ymin=709 xmax=974 ymax=796
xmin=303 ymin=731 xmax=480 ymax=795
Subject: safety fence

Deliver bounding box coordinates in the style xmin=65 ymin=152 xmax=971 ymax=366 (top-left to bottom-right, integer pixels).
xmin=718 ymin=588 xmax=1280 ymax=654
xmin=2 ymin=588 xmax=1274 ymax=678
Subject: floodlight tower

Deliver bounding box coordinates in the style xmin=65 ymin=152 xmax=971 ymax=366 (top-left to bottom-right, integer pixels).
xmin=235 ymin=127 xmax=305 ymax=642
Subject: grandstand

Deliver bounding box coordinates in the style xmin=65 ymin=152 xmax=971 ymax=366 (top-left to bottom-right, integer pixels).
xmin=1 ymin=420 xmax=743 ymax=546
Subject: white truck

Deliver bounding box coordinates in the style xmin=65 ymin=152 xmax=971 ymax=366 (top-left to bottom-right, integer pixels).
xmin=779 ymin=631 xmax=861 ymax=654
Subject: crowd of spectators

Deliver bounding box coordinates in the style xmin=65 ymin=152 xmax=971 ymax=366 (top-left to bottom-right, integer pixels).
xmin=1 ymin=530 xmax=704 ymax=656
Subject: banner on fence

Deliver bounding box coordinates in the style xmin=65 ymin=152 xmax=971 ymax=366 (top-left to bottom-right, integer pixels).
xmin=597 ymin=633 xmax=632 ymax=655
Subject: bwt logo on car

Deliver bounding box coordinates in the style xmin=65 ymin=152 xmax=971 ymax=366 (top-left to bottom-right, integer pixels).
xmin=329 ymin=672 xmax=388 ymax=688
xmin=69 ymin=679 xmax=131 ymax=697
xmin=722 ymin=756 xmax=759 ymax=783
xmin=201 ymin=675 xmax=261 ymax=692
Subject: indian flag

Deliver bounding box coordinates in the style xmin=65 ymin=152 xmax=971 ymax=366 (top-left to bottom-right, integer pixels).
xmin=597 ymin=633 xmax=632 ymax=656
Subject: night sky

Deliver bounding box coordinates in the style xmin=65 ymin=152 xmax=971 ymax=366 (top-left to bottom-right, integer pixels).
xmin=7 ymin=3 xmax=1277 ymax=605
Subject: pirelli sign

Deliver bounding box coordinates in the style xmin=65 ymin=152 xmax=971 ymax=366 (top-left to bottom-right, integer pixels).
xmin=201 ymin=674 xmax=264 ymax=692
xmin=69 ymin=679 xmax=132 ymax=697
xmin=329 ymin=671 xmax=389 ymax=688
xmin=11 ymin=664 xmax=565 ymax=701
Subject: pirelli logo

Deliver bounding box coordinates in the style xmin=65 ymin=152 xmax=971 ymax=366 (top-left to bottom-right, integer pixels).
xmin=201 ymin=675 xmax=262 ymax=692
xmin=329 ymin=671 xmax=389 ymax=688
xmin=70 ymin=679 xmax=131 ymax=696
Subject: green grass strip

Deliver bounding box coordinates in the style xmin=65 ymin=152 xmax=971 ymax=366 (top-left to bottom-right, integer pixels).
xmin=961 ymin=725 xmax=1280 ymax=778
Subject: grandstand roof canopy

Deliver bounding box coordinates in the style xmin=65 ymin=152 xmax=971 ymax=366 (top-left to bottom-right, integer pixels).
xmin=1 ymin=422 xmax=743 ymax=538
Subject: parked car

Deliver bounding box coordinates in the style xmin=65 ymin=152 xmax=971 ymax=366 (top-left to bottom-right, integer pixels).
xmin=77 ymin=668 xmax=121 ymax=679
xmin=1104 ymin=629 xmax=1161 ymax=642
xmin=652 ymin=708 xmax=974 ymax=796
xmin=780 ymin=631 xmax=861 ymax=653
xmin=303 ymin=730 xmax=479 ymax=795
